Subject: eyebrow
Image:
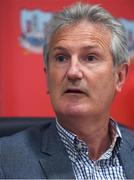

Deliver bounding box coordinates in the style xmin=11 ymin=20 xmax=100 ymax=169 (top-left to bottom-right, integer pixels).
xmin=52 ymin=46 xmax=67 ymax=51
xmin=81 ymin=45 xmax=100 ymax=50
xmin=51 ymin=45 xmax=100 ymax=52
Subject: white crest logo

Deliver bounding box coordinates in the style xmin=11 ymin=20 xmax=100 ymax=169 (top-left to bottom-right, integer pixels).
xmin=20 ymin=9 xmax=53 ymax=54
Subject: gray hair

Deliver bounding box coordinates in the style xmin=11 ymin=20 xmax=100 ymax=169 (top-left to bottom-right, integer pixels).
xmin=43 ymin=2 xmax=129 ymax=67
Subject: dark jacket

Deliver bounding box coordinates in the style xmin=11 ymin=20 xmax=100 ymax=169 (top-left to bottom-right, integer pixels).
xmin=0 ymin=120 xmax=134 ymax=179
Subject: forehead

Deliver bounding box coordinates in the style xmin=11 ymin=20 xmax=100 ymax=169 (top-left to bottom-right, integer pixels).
xmin=49 ymin=21 xmax=112 ymax=52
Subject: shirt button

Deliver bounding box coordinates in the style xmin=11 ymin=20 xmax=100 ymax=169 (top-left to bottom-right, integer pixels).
xmin=77 ymin=142 xmax=82 ymax=150
xmin=95 ymin=165 xmax=100 ymax=171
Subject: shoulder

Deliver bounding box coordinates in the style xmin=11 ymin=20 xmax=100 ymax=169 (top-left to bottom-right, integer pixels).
xmin=0 ymin=120 xmax=54 ymax=155
xmin=0 ymin=120 xmax=56 ymax=178
xmin=118 ymin=123 xmax=134 ymax=147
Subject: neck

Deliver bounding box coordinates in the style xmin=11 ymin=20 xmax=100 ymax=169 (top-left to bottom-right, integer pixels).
xmin=57 ymin=114 xmax=111 ymax=160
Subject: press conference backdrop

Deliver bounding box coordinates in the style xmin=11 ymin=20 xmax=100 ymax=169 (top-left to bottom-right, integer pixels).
xmin=0 ymin=0 xmax=134 ymax=129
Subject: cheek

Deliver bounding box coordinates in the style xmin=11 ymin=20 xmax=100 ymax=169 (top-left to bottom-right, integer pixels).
xmin=89 ymin=69 xmax=116 ymax=93
xmin=48 ymin=64 xmax=65 ymax=80
xmin=47 ymin=70 xmax=63 ymax=97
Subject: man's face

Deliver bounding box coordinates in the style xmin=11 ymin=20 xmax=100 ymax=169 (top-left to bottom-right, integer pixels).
xmin=46 ymin=21 xmax=127 ymax=119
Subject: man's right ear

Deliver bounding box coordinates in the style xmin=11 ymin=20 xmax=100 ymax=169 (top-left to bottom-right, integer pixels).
xmin=44 ymin=67 xmax=47 ymax=73
xmin=44 ymin=67 xmax=49 ymax=94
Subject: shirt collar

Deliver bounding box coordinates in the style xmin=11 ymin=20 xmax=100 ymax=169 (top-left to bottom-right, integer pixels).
xmin=56 ymin=120 xmax=78 ymax=161
xmin=56 ymin=118 xmax=122 ymax=161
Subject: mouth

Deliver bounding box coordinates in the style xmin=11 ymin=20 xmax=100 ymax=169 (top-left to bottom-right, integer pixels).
xmin=64 ymin=89 xmax=87 ymax=95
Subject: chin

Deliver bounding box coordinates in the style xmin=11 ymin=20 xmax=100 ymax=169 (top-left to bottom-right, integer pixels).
xmin=59 ymin=104 xmax=88 ymax=117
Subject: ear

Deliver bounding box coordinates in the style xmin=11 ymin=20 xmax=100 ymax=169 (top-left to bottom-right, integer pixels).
xmin=115 ymin=63 xmax=129 ymax=92
xmin=44 ymin=67 xmax=49 ymax=94
xmin=44 ymin=67 xmax=47 ymax=73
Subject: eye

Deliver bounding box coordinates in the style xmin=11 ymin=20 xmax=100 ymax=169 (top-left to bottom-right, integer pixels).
xmin=56 ymin=55 xmax=67 ymax=62
xmin=87 ymin=55 xmax=96 ymax=62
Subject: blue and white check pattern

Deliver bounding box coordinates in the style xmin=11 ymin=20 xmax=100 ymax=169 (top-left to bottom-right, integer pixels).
xmin=56 ymin=120 xmax=126 ymax=180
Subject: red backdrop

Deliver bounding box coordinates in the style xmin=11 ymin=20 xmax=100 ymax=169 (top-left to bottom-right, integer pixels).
xmin=0 ymin=0 xmax=134 ymax=129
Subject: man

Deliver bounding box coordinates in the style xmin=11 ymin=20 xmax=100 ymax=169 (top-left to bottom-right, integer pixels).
xmin=0 ymin=2 xmax=134 ymax=179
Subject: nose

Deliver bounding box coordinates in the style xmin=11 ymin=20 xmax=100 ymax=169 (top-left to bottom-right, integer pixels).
xmin=66 ymin=57 xmax=83 ymax=82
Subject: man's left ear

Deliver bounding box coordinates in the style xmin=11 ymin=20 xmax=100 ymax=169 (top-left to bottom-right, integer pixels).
xmin=115 ymin=63 xmax=129 ymax=92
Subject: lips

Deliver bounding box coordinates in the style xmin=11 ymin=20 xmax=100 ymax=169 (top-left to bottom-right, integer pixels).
xmin=64 ymin=88 xmax=87 ymax=95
